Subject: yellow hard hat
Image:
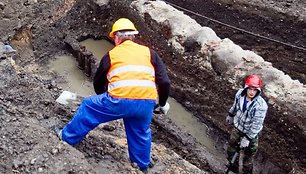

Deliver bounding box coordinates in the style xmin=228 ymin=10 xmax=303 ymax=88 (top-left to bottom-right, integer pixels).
xmin=109 ymin=18 xmax=138 ymax=38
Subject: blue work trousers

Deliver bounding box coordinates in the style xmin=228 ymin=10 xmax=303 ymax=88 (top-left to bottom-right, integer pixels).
xmin=62 ymin=92 xmax=156 ymax=169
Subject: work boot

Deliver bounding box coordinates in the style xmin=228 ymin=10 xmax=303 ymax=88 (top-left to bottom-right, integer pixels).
xmin=131 ymin=162 xmax=148 ymax=174
xmin=226 ymin=163 xmax=239 ymax=174
xmin=54 ymin=127 xmax=62 ymax=140
xmin=139 ymin=167 xmax=148 ymax=174
xmin=149 ymin=157 xmax=157 ymax=168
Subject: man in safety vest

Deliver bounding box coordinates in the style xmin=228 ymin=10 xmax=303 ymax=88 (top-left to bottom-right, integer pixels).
xmin=58 ymin=18 xmax=171 ymax=173
xmin=225 ymin=74 xmax=268 ymax=174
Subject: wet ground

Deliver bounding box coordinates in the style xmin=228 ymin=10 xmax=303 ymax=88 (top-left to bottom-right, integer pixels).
xmin=1 ymin=0 xmax=306 ymax=173
xmin=149 ymin=0 xmax=306 ymax=172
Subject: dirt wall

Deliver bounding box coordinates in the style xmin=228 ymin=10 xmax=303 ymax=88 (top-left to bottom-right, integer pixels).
xmin=1 ymin=0 xmax=306 ymax=173
xmin=131 ymin=0 xmax=306 ymax=173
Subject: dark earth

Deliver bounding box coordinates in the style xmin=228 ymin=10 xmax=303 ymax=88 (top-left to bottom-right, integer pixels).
xmin=141 ymin=0 xmax=306 ymax=173
xmin=1 ymin=0 xmax=306 ymax=173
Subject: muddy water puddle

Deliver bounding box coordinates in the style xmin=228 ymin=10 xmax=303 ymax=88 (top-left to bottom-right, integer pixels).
xmin=80 ymin=38 xmax=114 ymax=62
xmin=48 ymin=38 xmax=218 ymax=154
xmin=167 ymin=98 xmax=216 ymax=150
xmin=48 ymin=55 xmax=95 ymax=97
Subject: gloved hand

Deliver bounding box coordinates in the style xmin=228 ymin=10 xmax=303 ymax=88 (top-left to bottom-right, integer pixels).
xmin=153 ymin=102 xmax=170 ymax=115
xmin=226 ymin=115 xmax=234 ymax=125
xmin=240 ymin=137 xmax=250 ymax=148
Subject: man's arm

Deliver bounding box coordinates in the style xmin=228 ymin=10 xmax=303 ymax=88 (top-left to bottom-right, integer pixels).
xmin=150 ymin=49 xmax=171 ymax=106
xmin=228 ymin=89 xmax=243 ymax=117
xmin=93 ymin=53 xmax=111 ymax=95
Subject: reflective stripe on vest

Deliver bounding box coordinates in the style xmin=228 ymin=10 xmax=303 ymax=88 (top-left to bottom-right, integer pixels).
xmin=107 ymin=65 xmax=155 ymax=80
xmin=108 ymin=80 xmax=156 ymax=90
xmin=107 ymin=40 xmax=157 ymax=100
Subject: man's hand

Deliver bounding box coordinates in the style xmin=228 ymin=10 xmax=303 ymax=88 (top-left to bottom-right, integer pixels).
xmin=226 ymin=115 xmax=234 ymax=125
xmin=154 ymin=102 xmax=170 ymax=115
xmin=240 ymin=137 xmax=250 ymax=148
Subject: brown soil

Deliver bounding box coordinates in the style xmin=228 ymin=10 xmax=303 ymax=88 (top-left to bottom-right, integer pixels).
xmin=1 ymin=0 xmax=306 ymax=173
xmin=161 ymin=0 xmax=306 ymax=172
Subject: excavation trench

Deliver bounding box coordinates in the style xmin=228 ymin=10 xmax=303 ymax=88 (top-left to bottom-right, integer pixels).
xmin=48 ymin=38 xmax=218 ymax=153
xmin=41 ymin=0 xmax=302 ymax=173
xmin=48 ymin=30 xmax=283 ymax=173
xmin=47 ymin=38 xmax=221 ymax=172
xmin=2 ymin=0 xmax=304 ymax=173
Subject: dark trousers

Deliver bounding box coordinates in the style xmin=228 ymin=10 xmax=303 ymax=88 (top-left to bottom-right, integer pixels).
xmin=227 ymin=128 xmax=258 ymax=174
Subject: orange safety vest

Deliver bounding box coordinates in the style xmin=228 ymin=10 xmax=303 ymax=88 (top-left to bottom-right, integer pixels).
xmin=107 ymin=40 xmax=157 ymax=100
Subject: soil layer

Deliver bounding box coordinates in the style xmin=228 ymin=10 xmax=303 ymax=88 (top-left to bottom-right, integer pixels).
xmin=1 ymin=0 xmax=306 ymax=173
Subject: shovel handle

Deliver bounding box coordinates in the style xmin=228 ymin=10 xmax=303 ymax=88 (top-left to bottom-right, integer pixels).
xmin=225 ymin=151 xmax=239 ymax=174
xmin=231 ymin=152 xmax=239 ymax=164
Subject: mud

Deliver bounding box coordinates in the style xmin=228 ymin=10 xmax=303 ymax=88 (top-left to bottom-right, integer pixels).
xmin=164 ymin=0 xmax=306 ymax=84
xmin=1 ymin=0 xmax=306 ymax=173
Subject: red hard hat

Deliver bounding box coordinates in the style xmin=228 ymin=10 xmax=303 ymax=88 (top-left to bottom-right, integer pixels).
xmin=245 ymin=74 xmax=262 ymax=88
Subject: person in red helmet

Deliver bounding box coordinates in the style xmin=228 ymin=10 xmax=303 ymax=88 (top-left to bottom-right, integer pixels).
xmin=225 ymin=74 xmax=268 ymax=174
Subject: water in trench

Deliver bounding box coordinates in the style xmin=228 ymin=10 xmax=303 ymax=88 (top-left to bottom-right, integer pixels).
xmin=79 ymin=38 xmax=114 ymax=62
xmin=48 ymin=38 xmax=218 ymax=154
xmin=48 ymin=55 xmax=95 ymax=97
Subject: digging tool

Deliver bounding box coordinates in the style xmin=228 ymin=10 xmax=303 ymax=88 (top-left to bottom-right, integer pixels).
xmin=225 ymin=150 xmax=240 ymax=174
